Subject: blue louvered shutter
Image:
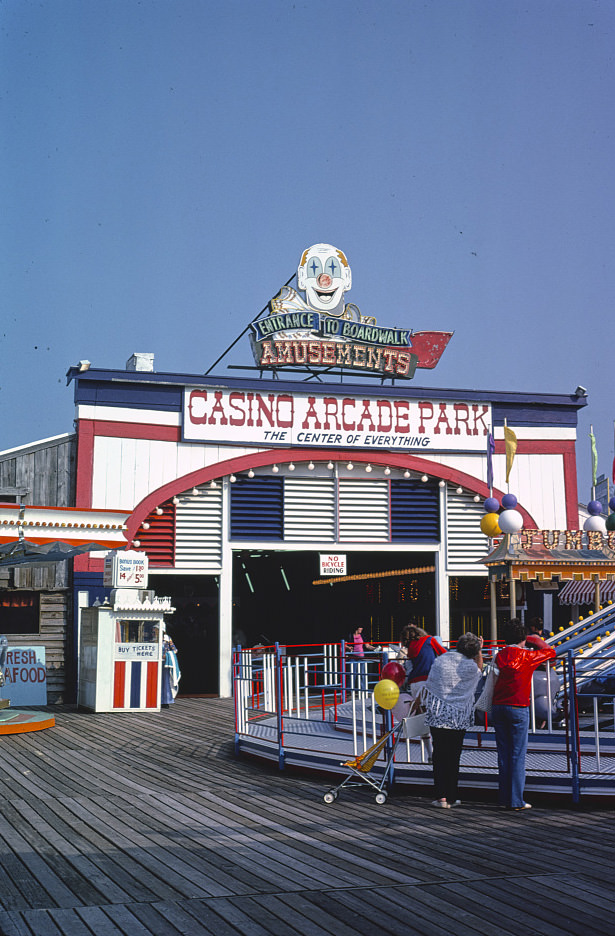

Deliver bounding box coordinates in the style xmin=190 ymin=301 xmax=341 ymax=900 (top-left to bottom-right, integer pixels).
xmin=390 ymin=480 xmax=440 ymax=542
xmin=230 ymin=477 xmax=284 ymax=540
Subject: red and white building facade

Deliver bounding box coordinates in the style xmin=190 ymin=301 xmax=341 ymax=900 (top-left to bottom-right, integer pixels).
xmin=67 ymin=358 xmax=585 ymax=697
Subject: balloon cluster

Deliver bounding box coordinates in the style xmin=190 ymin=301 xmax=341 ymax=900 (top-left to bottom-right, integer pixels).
xmin=373 ymin=661 xmax=405 ymax=710
xmin=480 ymin=493 xmax=524 ymax=537
xmin=583 ymin=497 xmax=615 ymax=533
xmin=584 ymin=499 xmax=606 ymax=532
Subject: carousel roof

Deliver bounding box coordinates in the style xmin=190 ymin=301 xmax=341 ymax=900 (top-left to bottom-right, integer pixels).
xmin=481 ymin=533 xmax=615 ymax=582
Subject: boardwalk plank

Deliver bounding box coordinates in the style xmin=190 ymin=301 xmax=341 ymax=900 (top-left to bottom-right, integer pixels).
xmin=0 ymin=911 xmax=32 ymax=936
xmin=173 ymin=899 xmax=256 ymax=936
xmin=444 ymin=879 xmax=576 ymax=936
xmin=300 ymin=889 xmax=405 ymax=936
xmin=10 ymin=909 xmax=63 ymax=936
xmin=381 ymin=881 xmax=519 ymax=936
xmin=46 ymin=908 xmax=97 ymax=936
xmin=151 ymin=899 xmax=227 ymax=936
xmin=250 ymin=893 xmax=341 ymax=936
xmin=95 ymin=904 xmax=158 ymax=936
xmin=72 ymin=906 xmax=127 ymax=936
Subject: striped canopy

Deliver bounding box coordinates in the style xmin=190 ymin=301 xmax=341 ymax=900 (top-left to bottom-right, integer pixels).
xmin=558 ymin=579 xmax=615 ymax=606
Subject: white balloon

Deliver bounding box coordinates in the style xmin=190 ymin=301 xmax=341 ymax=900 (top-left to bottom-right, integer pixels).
xmin=498 ymin=509 xmax=524 ymax=533
xmin=391 ymin=693 xmax=412 ymax=721
xmin=584 ymin=514 xmax=607 ymax=532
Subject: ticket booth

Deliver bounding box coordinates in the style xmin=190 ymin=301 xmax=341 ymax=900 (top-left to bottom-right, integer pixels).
xmin=78 ymin=551 xmax=174 ymax=713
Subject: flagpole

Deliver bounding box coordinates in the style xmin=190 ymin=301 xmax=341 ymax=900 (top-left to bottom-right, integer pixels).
xmin=591 ymin=424 xmax=596 ymax=502
xmin=504 ymin=418 xmax=509 ymax=493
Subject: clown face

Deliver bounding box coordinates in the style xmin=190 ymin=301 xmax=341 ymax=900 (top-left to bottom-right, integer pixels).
xmin=297 ymin=243 xmax=352 ymax=315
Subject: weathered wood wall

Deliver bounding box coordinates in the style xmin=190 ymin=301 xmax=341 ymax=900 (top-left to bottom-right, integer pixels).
xmin=0 ymin=434 xmax=76 ymax=702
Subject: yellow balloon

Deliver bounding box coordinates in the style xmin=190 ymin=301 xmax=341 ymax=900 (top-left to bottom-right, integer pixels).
xmin=373 ymin=679 xmax=400 ymax=710
xmin=480 ymin=512 xmax=501 ymax=537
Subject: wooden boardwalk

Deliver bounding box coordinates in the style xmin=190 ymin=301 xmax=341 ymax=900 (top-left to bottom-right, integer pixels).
xmin=0 ymin=698 xmax=614 ymax=936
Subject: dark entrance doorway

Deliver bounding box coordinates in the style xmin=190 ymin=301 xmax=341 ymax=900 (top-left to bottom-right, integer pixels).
xmin=149 ymin=574 xmax=219 ymax=695
xmin=231 ymin=550 xmax=436 ymax=650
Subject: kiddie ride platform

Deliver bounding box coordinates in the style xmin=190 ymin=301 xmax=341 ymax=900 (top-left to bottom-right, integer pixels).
xmin=0 ymin=704 xmax=55 ymax=735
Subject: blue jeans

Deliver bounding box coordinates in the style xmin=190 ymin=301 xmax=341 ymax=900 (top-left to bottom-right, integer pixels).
xmin=491 ymin=704 xmax=530 ymax=808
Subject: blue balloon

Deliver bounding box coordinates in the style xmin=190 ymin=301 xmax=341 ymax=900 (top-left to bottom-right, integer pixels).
xmin=588 ymin=500 xmax=603 ymax=516
xmin=501 ymin=493 xmax=518 ymax=509
xmin=484 ymin=497 xmax=499 ymax=513
xmin=609 ymin=497 xmax=615 ymax=512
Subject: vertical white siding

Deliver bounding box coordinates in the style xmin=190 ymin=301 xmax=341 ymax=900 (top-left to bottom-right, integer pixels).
xmin=495 ymin=453 xmax=567 ymax=530
xmin=284 ymin=477 xmax=336 ymax=541
xmin=446 ymin=488 xmax=489 ymax=573
xmin=339 ymin=480 xmax=389 ymax=542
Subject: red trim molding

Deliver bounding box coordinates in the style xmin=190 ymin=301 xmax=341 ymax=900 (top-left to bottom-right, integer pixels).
xmin=75 ymin=420 xmax=95 ymax=509
xmin=81 ymin=419 xmax=181 ymax=442
xmin=493 ymin=439 xmax=576 ymax=455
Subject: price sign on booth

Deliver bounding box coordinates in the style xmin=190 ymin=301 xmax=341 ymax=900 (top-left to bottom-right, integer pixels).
xmin=104 ymin=551 xmax=149 ymax=589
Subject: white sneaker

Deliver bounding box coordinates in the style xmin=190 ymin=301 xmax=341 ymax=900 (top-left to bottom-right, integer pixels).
xmin=450 ymin=800 xmax=462 ymax=806
xmin=431 ymin=799 xmax=450 ymax=808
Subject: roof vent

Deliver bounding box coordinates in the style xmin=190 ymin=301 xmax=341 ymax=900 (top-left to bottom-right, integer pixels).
xmin=126 ymin=353 xmax=154 ymax=372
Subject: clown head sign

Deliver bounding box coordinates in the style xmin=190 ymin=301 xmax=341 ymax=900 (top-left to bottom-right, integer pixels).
xmin=297 ymin=244 xmax=353 ymax=316
xmin=250 ymin=244 xmax=452 ymax=379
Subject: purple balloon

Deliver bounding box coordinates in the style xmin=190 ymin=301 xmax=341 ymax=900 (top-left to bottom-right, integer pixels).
xmin=484 ymin=497 xmax=499 ymax=513
xmin=501 ymin=493 xmax=518 ymax=509
xmin=588 ymin=500 xmax=603 ymax=516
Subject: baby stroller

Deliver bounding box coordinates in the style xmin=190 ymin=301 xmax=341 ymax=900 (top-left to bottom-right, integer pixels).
xmin=323 ymin=718 xmax=408 ymax=805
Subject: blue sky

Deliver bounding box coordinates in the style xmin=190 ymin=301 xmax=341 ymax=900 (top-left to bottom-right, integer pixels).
xmin=1 ymin=0 xmax=613 ymax=500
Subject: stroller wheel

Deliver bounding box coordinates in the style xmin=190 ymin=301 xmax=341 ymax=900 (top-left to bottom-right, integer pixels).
xmin=375 ymin=792 xmax=387 ymax=805
xmin=324 ymin=791 xmax=337 ymax=804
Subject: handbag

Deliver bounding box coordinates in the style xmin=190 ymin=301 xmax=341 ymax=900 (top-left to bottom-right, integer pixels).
xmin=475 ymin=665 xmax=497 ymax=716
xmin=403 ymin=711 xmax=428 ymax=738
xmin=402 ymin=693 xmax=428 ymax=738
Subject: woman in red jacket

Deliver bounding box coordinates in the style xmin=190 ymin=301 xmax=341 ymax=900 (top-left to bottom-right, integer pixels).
xmin=491 ymin=618 xmax=556 ymax=810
